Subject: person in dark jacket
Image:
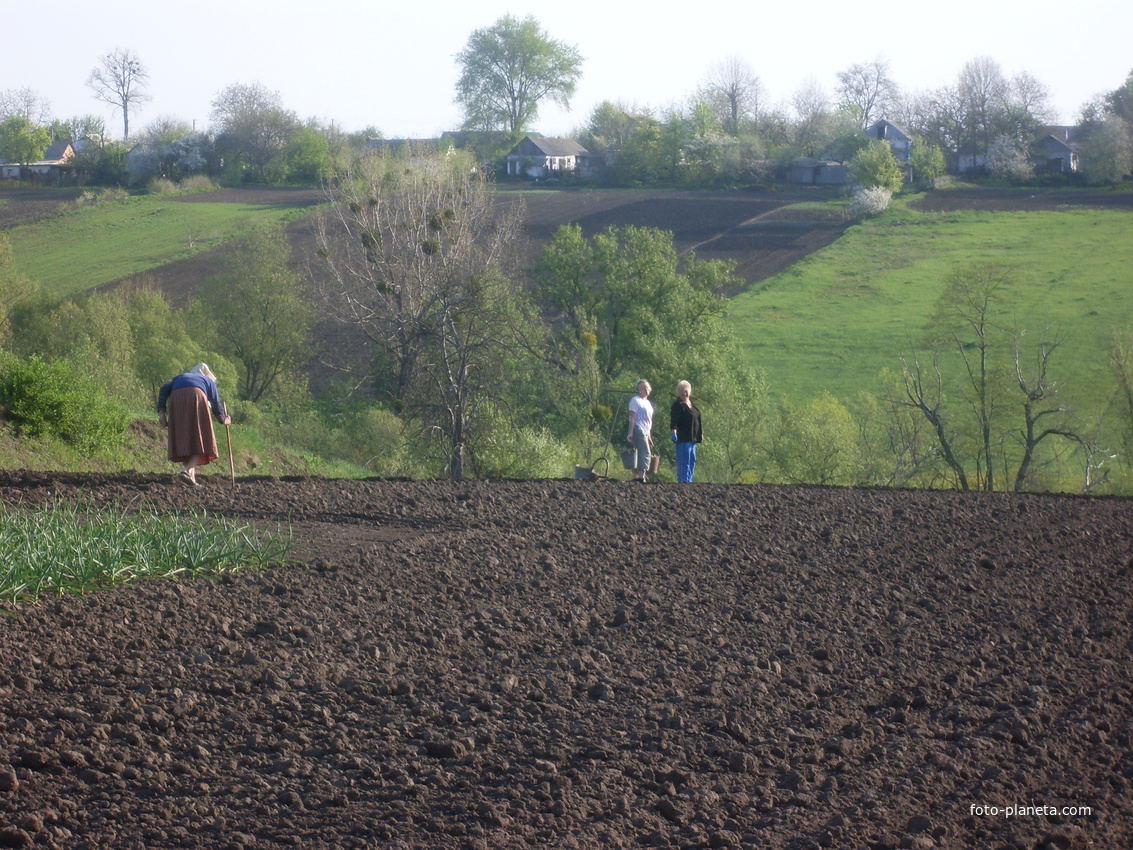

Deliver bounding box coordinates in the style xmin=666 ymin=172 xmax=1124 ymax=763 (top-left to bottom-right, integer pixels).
xmin=669 ymin=380 xmax=702 ymax=483
xmin=156 ymin=363 xmax=231 ymax=486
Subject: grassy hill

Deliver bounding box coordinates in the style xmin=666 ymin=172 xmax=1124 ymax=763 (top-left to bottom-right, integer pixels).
xmin=728 ymin=196 xmax=1133 ymax=418
xmin=5 ymin=188 xmax=319 ymax=299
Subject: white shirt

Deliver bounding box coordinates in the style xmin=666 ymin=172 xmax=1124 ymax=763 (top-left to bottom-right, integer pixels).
xmin=628 ymin=395 xmax=653 ymax=435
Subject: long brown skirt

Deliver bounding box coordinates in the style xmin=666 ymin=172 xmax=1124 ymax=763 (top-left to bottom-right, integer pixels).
xmin=167 ymin=387 xmax=219 ymax=465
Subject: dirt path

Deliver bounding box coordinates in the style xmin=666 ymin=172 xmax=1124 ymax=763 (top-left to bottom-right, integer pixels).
xmin=0 ymin=472 xmax=1129 ymax=849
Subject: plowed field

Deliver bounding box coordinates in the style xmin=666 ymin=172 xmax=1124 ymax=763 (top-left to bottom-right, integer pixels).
xmin=0 ymin=471 xmax=1129 ymax=849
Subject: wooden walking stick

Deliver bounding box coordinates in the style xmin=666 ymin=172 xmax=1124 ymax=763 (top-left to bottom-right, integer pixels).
xmin=225 ymin=423 xmax=235 ymax=487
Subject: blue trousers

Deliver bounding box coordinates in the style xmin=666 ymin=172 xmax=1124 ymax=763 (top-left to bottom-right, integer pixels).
xmin=676 ymin=441 xmax=697 ymax=483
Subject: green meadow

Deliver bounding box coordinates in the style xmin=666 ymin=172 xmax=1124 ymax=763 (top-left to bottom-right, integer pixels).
xmin=728 ymin=198 xmax=1133 ymax=423
xmin=8 ymin=194 xmax=309 ymax=299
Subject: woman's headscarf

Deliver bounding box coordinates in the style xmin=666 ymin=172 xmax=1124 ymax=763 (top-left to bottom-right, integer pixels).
xmin=189 ymin=363 xmax=216 ymax=381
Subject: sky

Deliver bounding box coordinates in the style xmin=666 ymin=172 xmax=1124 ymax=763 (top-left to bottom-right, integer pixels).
xmin=3 ymin=0 xmax=1131 ymax=141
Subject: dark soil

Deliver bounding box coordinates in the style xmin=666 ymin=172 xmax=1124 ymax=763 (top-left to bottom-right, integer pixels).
xmin=908 ymin=186 xmax=1133 ymax=213
xmin=1 ymin=471 xmax=1130 ymax=849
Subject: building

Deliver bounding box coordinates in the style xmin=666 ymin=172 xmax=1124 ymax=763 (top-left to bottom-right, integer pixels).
xmin=1034 ymin=126 xmax=1083 ymax=174
xmin=0 ymin=140 xmax=75 ymax=182
xmin=505 ymin=136 xmax=590 ymax=179
xmin=865 ymin=120 xmax=913 ymax=164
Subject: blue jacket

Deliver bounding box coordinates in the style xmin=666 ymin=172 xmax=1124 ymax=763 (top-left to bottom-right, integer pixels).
xmin=157 ymin=373 xmax=227 ymax=421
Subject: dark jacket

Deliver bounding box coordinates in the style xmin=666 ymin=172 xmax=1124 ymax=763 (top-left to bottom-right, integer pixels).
xmin=669 ymin=399 xmax=702 ymax=443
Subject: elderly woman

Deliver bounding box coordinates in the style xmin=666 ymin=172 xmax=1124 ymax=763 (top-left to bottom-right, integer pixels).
xmin=157 ymin=363 xmax=231 ymax=486
xmin=626 ymin=379 xmax=654 ymax=483
xmin=669 ymin=380 xmax=702 ymax=483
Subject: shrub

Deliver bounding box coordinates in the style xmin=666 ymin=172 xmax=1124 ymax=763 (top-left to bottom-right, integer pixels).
xmin=849 ymin=186 xmax=892 ymax=219
xmin=180 ymin=175 xmax=217 ymax=192
xmin=75 ymin=187 xmax=130 ymax=207
xmin=146 ymin=178 xmax=179 ymax=194
xmin=472 ymin=424 xmax=575 ymax=479
xmin=0 ymin=353 xmax=130 ymax=454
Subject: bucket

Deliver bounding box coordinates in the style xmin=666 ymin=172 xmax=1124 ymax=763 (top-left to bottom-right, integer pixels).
xmin=575 ymin=457 xmax=610 ymax=481
xmin=649 ymin=454 xmax=661 ymax=475
xmin=620 ymin=447 xmax=637 ymax=470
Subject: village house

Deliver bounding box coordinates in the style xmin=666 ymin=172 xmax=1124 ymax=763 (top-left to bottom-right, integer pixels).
xmin=0 ymin=140 xmax=75 ymax=182
xmin=1034 ymin=126 xmax=1083 ymax=174
xmin=865 ymin=119 xmax=913 ymax=164
xmin=505 ymin=136 xmax=590 ymax=179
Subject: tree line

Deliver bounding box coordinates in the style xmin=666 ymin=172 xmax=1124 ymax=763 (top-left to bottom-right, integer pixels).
xmin=1 ymin=26 xmax=1130 ymax=188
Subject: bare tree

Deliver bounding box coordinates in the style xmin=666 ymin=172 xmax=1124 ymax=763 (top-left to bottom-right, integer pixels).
xmin=1011 ymin=70 xmax=1056 ymax=125
xmin=1011 ymin=334 xmax=1078 ymax=491
xmin=312 ymin=145 xmax=527 ymax=479
xmin=791 ymin=77 xmax=833 ymax=156
xmin=698 ymin=56 xmax=762 ymax=135
xmin=955 ymin=56 xmax=1012 ymax=164
xmin=0 ymin=87 xmax=52 ymax=125
xmin=929 ymin=262 xmax=1016 ymax=490
xmin=836 ymin=57 xmax=899 ymax=129
xmin=86 ymin=47 xmax=150 ymax=140
xmin=900 ymin=350 xmax=970 ymax=490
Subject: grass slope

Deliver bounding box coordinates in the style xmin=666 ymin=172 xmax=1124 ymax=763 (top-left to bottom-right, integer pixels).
xmin=8 ymin=194 xmax=307 ymax=299
xmin=728 ymin=199 xmax=1133 ymax=422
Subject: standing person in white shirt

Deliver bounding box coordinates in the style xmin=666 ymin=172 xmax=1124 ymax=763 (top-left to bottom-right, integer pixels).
xmin=626 ymin=379 xmax=654 ymax=483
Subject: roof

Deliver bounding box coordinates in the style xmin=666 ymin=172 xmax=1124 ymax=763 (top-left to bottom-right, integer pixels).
xmin=1040 ymin=126 xmax=1084 ymax=148
xmin=41 ymin=140 xmax=74 ymax=162
xmin=866 ymin=119 xmax=912 ymax=141
xmin=1036 ymin=134 xmax=1078 ymax=155
xmin=366 ymin=138 xmax=438 ymax=151
xmin=511 ymin=136 xmax=589 ymax=157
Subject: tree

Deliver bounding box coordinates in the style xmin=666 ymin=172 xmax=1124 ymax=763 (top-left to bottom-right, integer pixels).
xmin=0 ymin=115 xmax=51 ymax=168
xmin=124 ymin=287 xmax=200 ymax=398
xmin=698 ymin=56 xmax=762 ymax=135
xmin=1080 ymin=115 xmax=1131 ymax=185
xmin=1011 ymin=70 xmax=1056 ymax=125
xmin=312 ymin=145 xmax=529 ymax=479
xmin=8 ymin=291 xmax=141 ymax=403
xmin=50 ymin=114 xmax=106 ymax=147
xmin=195 ymin=226 xmax=310 ymax=402
xmin=790 ymin=77 xmax=834 ymax=156
xmin=955 ymin=56 xmax=1011 ymax=160
xmin=577 ymin=100 xmax=640 ymax=165
xmin=0 ymin=88 xmax=52 ymax=125
xmin=210 ymin=82 xmax=298 ymax=183
xmin=765 ymin=393 xmax=864 ymax=485
xmin=70 ymin=139 xmax=129 ymax=185
xmin=455 ymin=14 xmax=583 ymax=138
xmin=1010 ymin=333 xmax=1079 ymax=491
xmin=909 ymin=136 xmax=947 ymax=185
xmin=927 ymin=262 xmax=1014 ymax=491
xmin=901 ymin=263 xmax=1091 ymax=491
xmin=1102 ymin=69 xmax=1133 ymax=128
xmin=836 ymin=57 xmax=899 ymax=129
xmin=126 ymin=118 xmax=208 ymax=185
xmin=532 ymin=224 xmax=733 ymax=387
xmin=850 ymin=138 xmax=904 ymax=192
xmin=0 ymin=234 xmax=37 ymax=344
xmin=986 ymin=133 xmax=1034 ymax=182
xmin=86 ymin=48 xmax=150 ymax=140
xmin=278 ymin=123 xmax=333 ymax=183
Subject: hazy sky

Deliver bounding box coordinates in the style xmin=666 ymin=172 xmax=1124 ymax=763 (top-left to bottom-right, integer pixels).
xmin=4 ymin=0 xmax=1130 ymax=139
